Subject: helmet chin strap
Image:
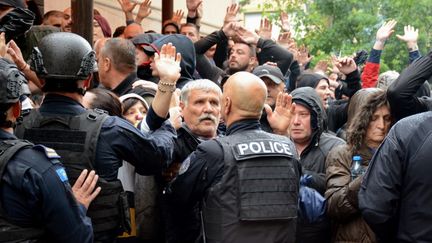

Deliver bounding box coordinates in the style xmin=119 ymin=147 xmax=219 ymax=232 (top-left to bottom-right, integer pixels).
xmin=79 ymin=74 xmax=93 ymax=96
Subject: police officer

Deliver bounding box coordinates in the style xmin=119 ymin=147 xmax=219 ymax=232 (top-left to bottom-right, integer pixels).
xmin=15 ymin=32 xmax=180 ymax=242
xmin=167 ymin=71 xmax=301 ymax=243
xmin=0 ymin=57 xmax=99 ymax=242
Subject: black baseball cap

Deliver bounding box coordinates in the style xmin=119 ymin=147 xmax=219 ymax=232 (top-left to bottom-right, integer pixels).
xmin=253 ymin=65 xmax=284 ymax=84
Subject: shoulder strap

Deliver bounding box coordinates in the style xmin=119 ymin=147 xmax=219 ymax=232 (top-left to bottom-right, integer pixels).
xmin=0 ymin=140 xmax=33 ymax=183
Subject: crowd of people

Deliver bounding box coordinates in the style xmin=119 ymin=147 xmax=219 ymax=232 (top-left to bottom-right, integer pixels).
xmin=0 ymin=0 xmax=432 ymax=242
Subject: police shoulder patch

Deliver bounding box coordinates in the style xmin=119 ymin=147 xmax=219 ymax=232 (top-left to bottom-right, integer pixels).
xmin=178 ymin=156 xmax=191 ymax=175
xmin=33 ymin=145 xmax=61 ymax=159
xmin=56 ymin=168 xmax=69 ymax=182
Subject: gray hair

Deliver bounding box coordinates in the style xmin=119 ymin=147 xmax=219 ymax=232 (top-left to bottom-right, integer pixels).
xmin=377 ymin=70 xmax=399 ymax=90
xmin=100 ymin=38 xmax=136 ymax=73
xmin=180 ymin=79 xmax=222 ymax=106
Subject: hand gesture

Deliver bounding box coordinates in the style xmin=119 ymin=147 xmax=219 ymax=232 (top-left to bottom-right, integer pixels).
xmin=235 ymin=25 xmax=260 ymax=45
xmin=255 ymin=17 xmax=273 ymax=39
xmin=314 ymin=60 xmax=329 ymax=73
xmin=154 ymin=43 xmax=182 ymax=83
xmin=136 ymin=0 xmax=152 ymax=22
xmin=72 ymin=169 xmax=101 ymax=209
xmin=186 ymin=0 xmax=203 ymax=18
xmin=277 ymin=31 xmax=295 ymax=49
xmin=280 ymin=11 xmax=291 ymax=32
xmin=376 ymin=19 xmax=397 ymax=42
xmin=172 ymin=9 xmax=184 ymax=26
xmin=334 ymin=57 xmax=357 ymax=75
xmin=297 ymin=45 xmax=313 ymax=66
xmin=396 ymin=25 xmax=419 ymax=49
xmin=224 ymin=3 xmax=240 ymax=25
xmin=265 ymin=92 xmax=296 ymax=135
xmin=6 ymin=40 xmax=26 ymax=69
xmin=222 ymin=21 xmax=237 ymax=38
xmin=117 ymin=0 xmax=137 ymax=13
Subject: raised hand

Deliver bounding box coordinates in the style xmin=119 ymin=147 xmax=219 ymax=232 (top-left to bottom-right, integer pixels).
xmin=117 ymin=0 xmax=137 ymax=13
xmin=222 ymin=21 xmax=237 ymax=38
xmin=396 ymin=25 xmax=419 ymax=50
xmin=7 ymin=40 xmax=26 ymax=70
xmin=135 ymin=0 xmax=152 ymax=23
xmin=72 ymin=169 xmax=101 ymax=210
xmin=256 ymin=17 xmax=273 ymax=39
xmin=297 ymin=45 xmax=313 ymax=66
xmin=154 ymin=43 xmax=182 ymax=84
xmin=280 ymin=11 xmax=291 ymax=32
xmin=265 ymin=92 xmax=295 ymax=135
xmin=376 ymin=19 xmax=397 ymax=42
xmin=224 ymin=3 xmax=240 ymax=25
xmin=187 ymin=0 xmax=203 ymax=18
xmin=172 ymin=9 xmax=184 ymax=26
xmin=335 ymin=57 xmax=357 ymax=75
xmin=235 ymin=25 xmax=260 ymax=45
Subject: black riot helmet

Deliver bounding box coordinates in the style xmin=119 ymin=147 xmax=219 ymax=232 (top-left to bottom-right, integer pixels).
xmin=31 ymin=32 xmax=96 ymax=81
xmin=0 ymin=57 xmax=27 ymax=127
xmin=0 ymin=58 xmax=26 ymax=105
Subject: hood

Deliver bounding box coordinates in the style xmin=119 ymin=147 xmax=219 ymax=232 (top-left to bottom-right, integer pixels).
xmin=296 ymin=72 xmax=329 ymax=89
xmin=291 ymin=87 xmax=327 ymax=137
xmin=145 ymin=34 xmax=196 ymax=87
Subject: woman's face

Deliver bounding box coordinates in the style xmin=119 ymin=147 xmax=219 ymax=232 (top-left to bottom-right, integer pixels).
xmin=93 ymin=19 xmax=104 ymax=43
xmin=123 ymin=101 xmax=147 ymax=126
xmin=365 ymin=105 xmax=391 ymax=149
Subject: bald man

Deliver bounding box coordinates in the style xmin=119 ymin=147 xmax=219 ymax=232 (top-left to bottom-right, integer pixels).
xmin=167 ymin=72 xmax=301 ymax=243
xmin=123 ymin=23 xmax=143 ymax=39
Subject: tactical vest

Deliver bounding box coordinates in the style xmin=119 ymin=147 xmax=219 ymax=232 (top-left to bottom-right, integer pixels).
xmin=0 ymin=139 xmax=45 ymax=242
xmin=203 ymin=130 xmax=300 ymax=243
xmin=15 ymin=109 xmax=130 ymax=237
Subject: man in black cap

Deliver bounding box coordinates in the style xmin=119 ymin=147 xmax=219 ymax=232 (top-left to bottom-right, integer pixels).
xmin=253 ymin=64 xmax=286 ymax=107
xmin=131 ymin=33 xmax=162 ymax=83
xmin=252 ymin=64 xmax=287 ymax=133
xmin=0 ymin=57 xmax=99 ymax=242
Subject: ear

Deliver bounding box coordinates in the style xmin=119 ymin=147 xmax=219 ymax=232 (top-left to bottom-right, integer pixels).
xmin=224 ymin=96 xmax=231 ymax=117
xmin=102 ymin=57 xmax=111 ymax=72
xmin=248 ymin=56 xmax=258 ymax=70
xmin=11 ymin=101 xmax=21 ymax=119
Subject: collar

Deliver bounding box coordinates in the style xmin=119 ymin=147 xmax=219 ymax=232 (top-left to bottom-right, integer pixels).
xmin=0 ymin=129 xmax=17 ymax=140
xmin=112 ymin=72 xmax=139 ymax=96
xmin=226 ymin=119 xmax=261 ymax=136
xmin=39 ymin=94 xmax=86 ymax=115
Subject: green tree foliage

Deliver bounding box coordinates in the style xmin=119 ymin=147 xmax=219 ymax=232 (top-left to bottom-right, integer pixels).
xmin=245 ymin=0 xmax=432 ymax=72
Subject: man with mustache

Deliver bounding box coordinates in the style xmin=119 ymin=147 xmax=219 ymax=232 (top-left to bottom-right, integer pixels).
xmin=162 ymin=79 xmax=222 ymax=243
xmin=167 ymin=71 xmax=300 ymax=243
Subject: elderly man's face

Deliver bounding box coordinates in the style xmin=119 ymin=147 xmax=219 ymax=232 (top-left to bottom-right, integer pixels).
xmin=181 ymin=89 xmax=221 ymax=139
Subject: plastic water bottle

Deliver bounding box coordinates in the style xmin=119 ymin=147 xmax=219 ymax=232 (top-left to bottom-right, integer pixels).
xmin=350 ymin=155 xmax=365 ymax=180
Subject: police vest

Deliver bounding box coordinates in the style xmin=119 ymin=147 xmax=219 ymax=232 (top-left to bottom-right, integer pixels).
xmin=15 ymin=109 xmax=130 ymax=237
xmin=203 ymin=130 xmax=300 ymax=243
xmin=0 ymin=139 xmax=45 ymax=242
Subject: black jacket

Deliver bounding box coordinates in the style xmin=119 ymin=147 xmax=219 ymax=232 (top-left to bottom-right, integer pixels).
xmin=387 ymin=51 xmax=432 ymax=121
xmin=290 ymin=87 xmax=346 ymax=243
xmin=359 ymin=111 xmax=432 ymax=242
